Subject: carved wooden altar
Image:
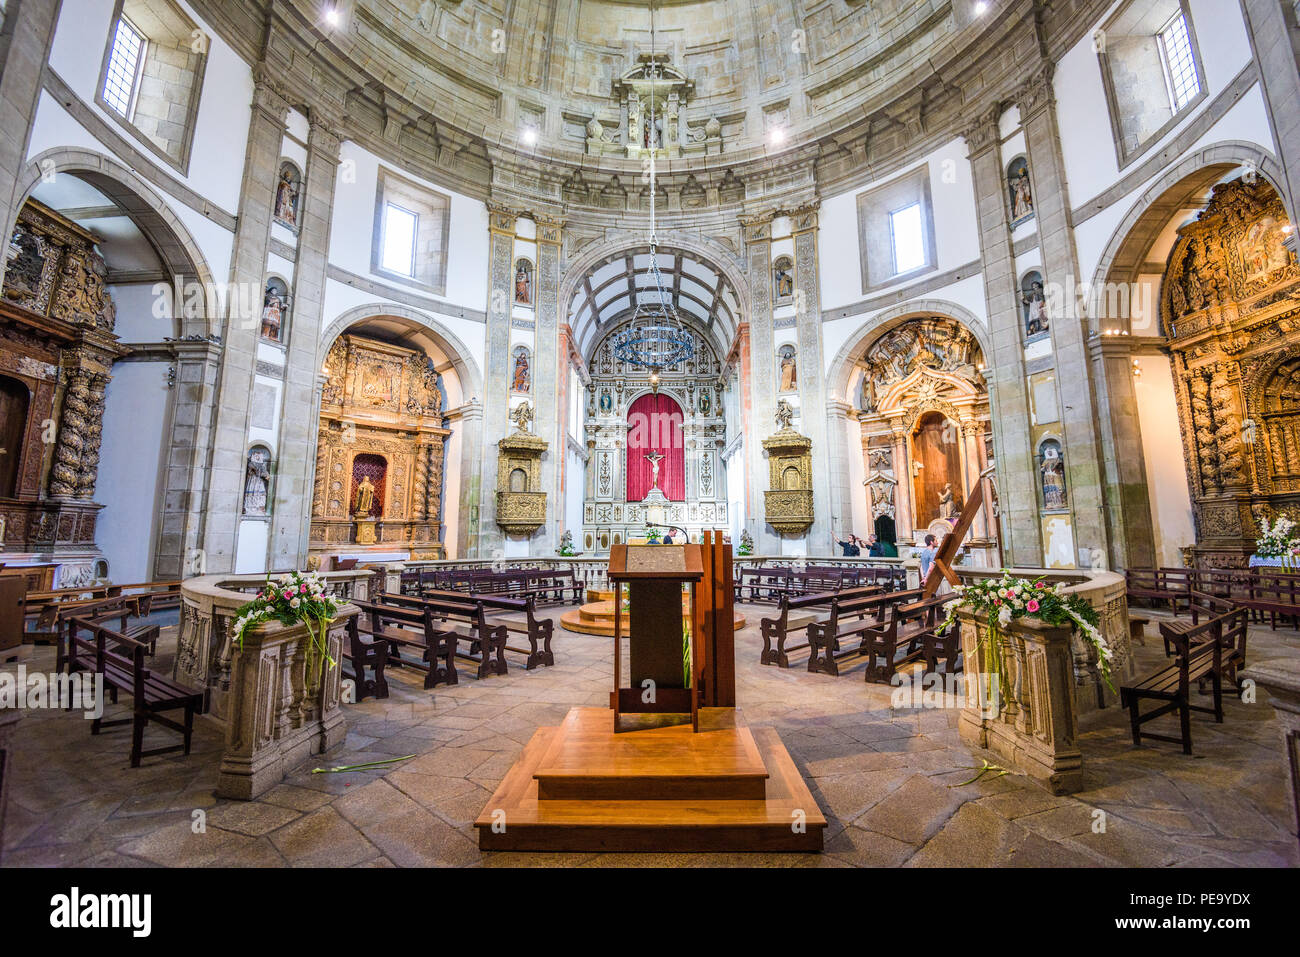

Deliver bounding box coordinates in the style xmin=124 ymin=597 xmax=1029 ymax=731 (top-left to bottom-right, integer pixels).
xmin=855 ymin=317 xmax=994 ymax=555
xmin=0 ymin=200 xmax=125 ymax=585
xmin=310 ymin=334 xmax=449 ymax=560
xmin=1162 ymin=177 xmax=1300 ymax=567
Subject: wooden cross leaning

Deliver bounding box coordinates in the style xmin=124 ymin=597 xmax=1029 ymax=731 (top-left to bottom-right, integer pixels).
xmin=922 ymin=476 xmax=989 ymax=598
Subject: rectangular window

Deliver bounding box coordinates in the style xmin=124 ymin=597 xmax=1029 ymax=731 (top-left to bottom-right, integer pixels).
xmin=102 ymin=16 xmax=146 ymax=118
xmin=1158 ymin=12 xmax=1200 ymax=112
xmin=890 ymin=203 xmax=925 ymax=275
xmin=381 ymin=203 xmax=418 ymax=277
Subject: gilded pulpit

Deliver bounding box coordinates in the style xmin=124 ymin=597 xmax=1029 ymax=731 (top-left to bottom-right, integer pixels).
xmin=762 ymin=399 xmax=814 ymax=535
xmin=496 ymin=401 xmax=548 ymax=537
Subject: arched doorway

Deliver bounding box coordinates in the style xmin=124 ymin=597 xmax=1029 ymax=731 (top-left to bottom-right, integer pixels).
xmin=626 ymin=392 xmax=685 ymax=501
xmin=0 ymin=376 xmax=31 ymax=498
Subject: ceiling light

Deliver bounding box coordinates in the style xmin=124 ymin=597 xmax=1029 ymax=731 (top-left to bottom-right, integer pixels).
xmin=768 ymin=127 xmax=786 ymax=146
xmin=324 ymin=6 xmax=341 ymax=26
xmin=973 ymin=1 xmax=989 ymax=14
xmin=521 ymin=127 xmax=537 ymax=146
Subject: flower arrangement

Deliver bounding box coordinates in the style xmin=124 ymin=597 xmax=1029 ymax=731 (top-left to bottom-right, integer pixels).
xmin=557 ymin=530 xmax=576 ymax=557
xmin=232 ymin=571 xmax=341 ymax=685
xmin=737 ymin=529 xmax=754 ymax=557
xmin=1253 ymin=516 xmax=1300 ymax=559
xmin=644 ymin=525 xmax=662 ymax=544
xmin=940 ymin=573 xmax=1114 ymax=712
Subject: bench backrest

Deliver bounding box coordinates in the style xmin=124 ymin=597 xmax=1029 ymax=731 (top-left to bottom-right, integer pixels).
xmin=370 ymin=591 xmax=490 ymax=633
xmin=826 ymin=588 xmax=922 ymax=628
xmin=67 ymin=616 xmax=152 ymax=686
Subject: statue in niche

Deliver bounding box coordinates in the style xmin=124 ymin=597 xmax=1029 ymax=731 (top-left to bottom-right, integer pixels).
xmin=353 ymin=474 xmax=376 ymax=517
xmin=274 ymin=162 xmax=300 ymax=229
xmin=699 ymin=390 xmax=711 ymax=416
xmin=778 ymin=345 xmax=798 ymax=393
xmin=1008 ymin=157 xmax=1034 ymax=226
xmin=1021 ymin=274 xmax=1049 ymax=338
xmin=514 ymin=259 xmax=533 ymax=305
xmin=243 ymin=448 xmax=271 ymax=516
xmin=511 ymin=346 xmax=531 ymax=393
xmin=1040 ymin=441 xmax=1067 ymax=511
xmin=261 ymin=279 xmax=288 ymax=343
xmin=938 ymin=482 xmax=961 ymax=521
xmin=599 ymin=390 xmax=613 ymax=415
xmin=773 ymin=259 xmax=794 ymax=303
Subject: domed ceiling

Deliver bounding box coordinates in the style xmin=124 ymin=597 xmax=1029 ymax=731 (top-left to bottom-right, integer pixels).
xmin=193 ymin=0 xmax=1111 ymax=205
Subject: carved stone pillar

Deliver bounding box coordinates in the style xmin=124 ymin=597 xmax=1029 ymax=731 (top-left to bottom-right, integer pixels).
xmin=891 ymin=425 xmax=914 ymax=542
xmin=272 ymin=113 xmax=343 ymax=570
xmin=533 ymin=215 xmax=564 ymax=552
xmin=201 ymin=68 xmax=291 ymax=572
xmin=474 ymin=205 xmax=518 ymax=557
xmin=740 ymin=213 xmax=779 ymax=552
xmin=1018 ymin=63 xmax=1108 ymax=566
xmin=962 ymin=422 xmax=990 ymax=540
xmin=963 ymin=105 xmax=1041 ymax=566
xmin=792 ymin=203 xmax=831 ymax=550
xmin=1089 ymin=336 xmax=1156 ymax=568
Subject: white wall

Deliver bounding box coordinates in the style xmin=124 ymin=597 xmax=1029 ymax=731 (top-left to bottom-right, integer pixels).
xmin=1135 ymin=356 xmax=1195 ymax=566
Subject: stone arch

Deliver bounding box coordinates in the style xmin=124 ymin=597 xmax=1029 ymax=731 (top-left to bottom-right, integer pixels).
xmin=9 ymin=147 xmax=219 ymax=338
xmin=319 ymin=303 xmax=484 ymax=402
xmin=826 ymin=298 xmax=991 ymax=403
xmin=1087 ymin=140 xmax=1286 ymax=331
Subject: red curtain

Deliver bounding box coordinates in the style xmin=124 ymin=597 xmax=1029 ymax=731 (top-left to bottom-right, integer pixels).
xmin=626 ymin=393 xmax=685 ymax=501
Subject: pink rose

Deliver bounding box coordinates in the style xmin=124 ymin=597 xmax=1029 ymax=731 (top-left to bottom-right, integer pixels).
xmin=1026 ymin=599 xmax=1040 ymax=613
xmin=300 ymin=585 xmax=308 ymax=594
xmin=1036 ymin=581 xmax=1047 ymax=589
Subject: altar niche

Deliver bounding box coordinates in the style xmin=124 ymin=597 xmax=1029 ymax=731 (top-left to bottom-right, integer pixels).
xmin=912 ymin=412 xmax=965 ymax=526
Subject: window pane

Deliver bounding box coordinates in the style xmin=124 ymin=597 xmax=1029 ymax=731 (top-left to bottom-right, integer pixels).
xmin=891 ymin=203 xmax=925 ymax=274
xmin=103 ymin=17 xmax=145 ymax=118
xmin=1160 ymin=13 xmax=1200 ymax=111
xmin=381 ymin=204 xmax=418 ymax=276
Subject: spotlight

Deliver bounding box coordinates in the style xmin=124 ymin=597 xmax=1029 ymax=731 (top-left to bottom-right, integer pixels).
xmin=324 ymin=6 xmax=341 ymax=26
xmin=974 ymin=1 xmax=989 ymax=14
xmin=768 ymin=126 xmax=786 ymax=146
xmin=521 ymin=127 xmax=537 ymax=146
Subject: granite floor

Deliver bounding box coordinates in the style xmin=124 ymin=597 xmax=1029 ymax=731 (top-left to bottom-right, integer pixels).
xmin=2 ymin=605 xmax=1297 ymax=868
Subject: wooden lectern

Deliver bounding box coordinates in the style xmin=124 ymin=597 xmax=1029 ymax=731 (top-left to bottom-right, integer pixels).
xmin=607 ymin=529 xmax=736 ymax=732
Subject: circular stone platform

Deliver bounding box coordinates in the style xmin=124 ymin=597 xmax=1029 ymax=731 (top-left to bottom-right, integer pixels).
xmin=561 ymin=599 xmax=746 ymax=636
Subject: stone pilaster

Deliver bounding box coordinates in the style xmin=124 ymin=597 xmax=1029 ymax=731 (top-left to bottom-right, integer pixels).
xmin=200 ymin=68 xmax=291 ymax=572
xmin=0 ymin=0 xmax=61 ymax=265
xmin=1241 ymin=0 xmax=1300 ymax=224
xmin=740 ymin=212 xmax=780 ymax=553
xmin=1090 ymin=336 xmax=1156 ymax=569
xmin=270 ymin=114 xmax=342 ymax=570
xmin=532 ymin=215 xmax=563 ymax=552
xmin=791 ymin=203 xmax=832 ymax=550
xmin=964 ymin=106 xmax=1041 ymax=566
xmin=473 ymin=205 xmax=518 ymax=557
xmin=1017 ymin=64 xmax=1109 ymax=568
xmin=826 ymin=398 xmax=857 ymax=540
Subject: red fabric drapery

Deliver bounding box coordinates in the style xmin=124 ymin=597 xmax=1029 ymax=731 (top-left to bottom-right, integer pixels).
xmin=626 ymin=393 xmax=685 ymax=501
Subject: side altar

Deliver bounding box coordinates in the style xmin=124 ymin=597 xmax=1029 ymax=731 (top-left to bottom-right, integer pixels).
xmin=475 ymin=530 xmax=825 ymax=852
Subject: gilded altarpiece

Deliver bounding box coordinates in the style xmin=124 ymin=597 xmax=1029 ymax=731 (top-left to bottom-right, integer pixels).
xmin=0 ymin=200 xmax=124 ymax=582
xmin=310 ymin=335 xmax=449 ymax=560
xmin=855 ymin=318 xmax=995 ymax=556
xmin=1163 ymin=178 xmax=1300 ymax=567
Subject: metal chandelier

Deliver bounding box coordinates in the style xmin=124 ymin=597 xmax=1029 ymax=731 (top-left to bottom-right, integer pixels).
xmin=611 ymin=0 xmax=694 ymax=379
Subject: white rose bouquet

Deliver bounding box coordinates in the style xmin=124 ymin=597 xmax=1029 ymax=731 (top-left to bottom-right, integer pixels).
xmin=232 ymin=571 xmax=341 ymax=684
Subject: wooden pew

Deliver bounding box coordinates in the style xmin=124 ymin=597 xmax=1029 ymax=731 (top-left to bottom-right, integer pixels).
xmin=806 ymin=589 xmax=924 ymax=677
xmin=367 ymin=593 xmax=506 ymax=684
xmin=1124 ymin=567 xmax=1190 ymax=615
xmin=759 ymin=585 xmax=882 ymax=668
xmin=54 ymin=595 xmax=159 ymax=674
xmin=63 ymin=617 xmax=202 ymax=767
xmin=1121 ymin=609 xmax=1247 ymax=755
xmin=349 ymin=599 xmax=455 ymax=692
xmin=858 ymin=594 xmax=956 ymax=684
xmin=381 ymin=588 xmax=554 ymax=670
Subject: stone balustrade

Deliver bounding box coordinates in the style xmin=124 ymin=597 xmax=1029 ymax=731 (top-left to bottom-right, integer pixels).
xmin=1238 ymin=659 xmax=1300 ymax=850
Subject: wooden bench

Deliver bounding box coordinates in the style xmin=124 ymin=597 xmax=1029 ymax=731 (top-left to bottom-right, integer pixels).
xmin=54 ymin=595 xmax=158 ymax=674
xmin=1124 ymin=567 xmax=1190 ymax=615
xmin=806 ymin=589 xmax=924 ymax=677
xmin=350 ymin=599 xmax=459 ymax=692
xmin=759 ymin=585 xmax=882 ymax=668
xmin=366 ymin=593 xmax=506 ymax=685
xmin=857 ymin=594 xmax=956 ymax=684
xmin=1121 ymin=609 xmax=1247 ymax=755
xmin=382 ymin=588 xmax=554 ymax=670
xmin=63 ymin=617 xmax=202 ymax=767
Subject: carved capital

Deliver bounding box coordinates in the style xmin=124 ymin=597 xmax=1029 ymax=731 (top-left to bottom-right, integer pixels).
xmin=960 ymin=103 xmax=1003 ymax=156
xmin=1014 ymin=62 xmax=1056 ymax=121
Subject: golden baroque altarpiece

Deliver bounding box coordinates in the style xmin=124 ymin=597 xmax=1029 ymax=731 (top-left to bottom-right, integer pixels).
xmin=310 ymin=334 xmax=450 ymax=559
xmin=1163 ymin=177 xmax=1300 ymax=567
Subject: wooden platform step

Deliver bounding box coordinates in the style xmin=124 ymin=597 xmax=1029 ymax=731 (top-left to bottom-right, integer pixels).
xmin=533 ymin=707 xmax=768 ymax=801
xmin=475 ymin=707 xmax=826 ymax=852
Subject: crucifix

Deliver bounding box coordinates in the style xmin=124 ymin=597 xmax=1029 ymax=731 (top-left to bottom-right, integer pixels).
xmin=644 ymin=450 xmax=665 ymax=492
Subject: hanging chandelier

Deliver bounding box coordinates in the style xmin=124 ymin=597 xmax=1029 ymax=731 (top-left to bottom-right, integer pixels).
xmin=611 ymin=0 xmax=693 ymax=385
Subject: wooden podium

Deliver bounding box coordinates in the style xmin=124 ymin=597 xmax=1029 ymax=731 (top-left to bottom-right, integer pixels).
xmin=476 ymin=529 xmax=825 ymax=852
xmin=608 ymin=532 xmax=736 ymax=731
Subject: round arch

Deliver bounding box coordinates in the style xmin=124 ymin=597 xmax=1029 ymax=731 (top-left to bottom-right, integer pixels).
xmin=826 ymin=298 xmax=992 ymax=402
xmin=319 ymin=303 xmax=485 ymax=403
xmin=559 ymin=233 xmax=751 ymax=360
xmin=1087 ymin=140 xmax=1286 ymax=327
xmin=10 ymin=148 xmax=218 ymax=338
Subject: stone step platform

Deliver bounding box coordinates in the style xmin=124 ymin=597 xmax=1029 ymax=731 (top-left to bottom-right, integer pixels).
xmin=560 ymin=599 xmax=745 ymax=636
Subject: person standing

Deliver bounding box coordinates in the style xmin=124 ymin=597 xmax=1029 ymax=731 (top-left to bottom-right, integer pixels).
xmin=866 ymin=534 xmax=885 ymax=558
xmin=919 ymin=533 xmax=939 ymax=579
xmin=836 ymin=534 xmax=861 ymax=557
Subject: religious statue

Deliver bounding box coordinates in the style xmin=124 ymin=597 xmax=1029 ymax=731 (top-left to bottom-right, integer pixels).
xmin=778 ymin=346 xmax=797 ymax=393
xmin=698 ymin=390 xmax=711 ymax=416
xmin=775 ymin=397 xmax=795 ymax=430
xmin=274 ymin=164 xmax=299 ymax=228
xmin=774 ymin=262 xmax=794 ymax=301
xmin=938 ymin=482 xmax=960 ymax=521
xmin=644 ymin=450 xmax=665 ymax=492
xmin=511 ymin=347 xmax=531 ymax=393
xmin=353 ymin=474 xmax=376 ymax=517
xmin=243 ymin=447 xmax=270 ymax=515
xmin=1009 ymin=163 xmax=1034 ymax=223
xmin=515 ymin=260 xmax=533 ymax=305
xmin=261 ymin=283 xmax=285 ymax=342
xmin=1040 ymin=445 xmax=1067 ymax=510
xmin=599 ymin=391 xmax=613 ymax=414
xmin=511 ymin=400 xmax=534 ymax=434
xmin=1022 ymin=278 xmax=1049 ymax=337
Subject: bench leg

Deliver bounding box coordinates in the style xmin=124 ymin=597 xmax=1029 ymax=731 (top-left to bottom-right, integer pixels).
xmin=131 ymin=710 xmax=146 ymax=768
xmin=1124 ymin=692 xmax=1143 ymax=746
xmin=1179 ymin=696 xmax=1192 ymax=756
xmin=183 ymin=704 xmax=195 ymax=755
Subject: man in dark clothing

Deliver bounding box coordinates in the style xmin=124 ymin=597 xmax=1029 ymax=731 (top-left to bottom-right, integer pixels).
xmin=836 ymin=535 xmax=861 ymax=556
xmin=866 ymin=534 xmax=885 ymax=558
